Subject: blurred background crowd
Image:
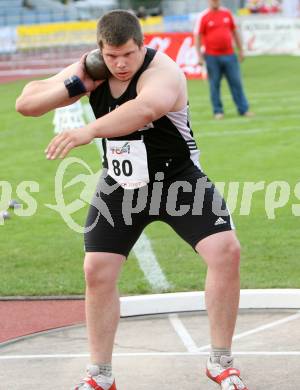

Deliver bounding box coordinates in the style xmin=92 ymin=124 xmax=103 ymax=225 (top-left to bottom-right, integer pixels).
xmin=0 ymin=0 xmax=299 ymax=81
xmin=0 ymin=0 xmax=299 ymax=27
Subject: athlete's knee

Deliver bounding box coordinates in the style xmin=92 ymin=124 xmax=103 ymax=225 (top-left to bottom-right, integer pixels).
xmin=211 ymin=239 xmax=241 ymax=278
xmin=83 ymin=252 xmax=124 ymax=290
xmin=198 ymin=231 xmax=241 ymax=271
xmin=223 ymin=237 xmax=241 ymax=270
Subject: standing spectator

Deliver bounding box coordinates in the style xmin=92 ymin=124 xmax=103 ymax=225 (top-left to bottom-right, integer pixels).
xmin=194 ymin=0 xmax=253 ymax=119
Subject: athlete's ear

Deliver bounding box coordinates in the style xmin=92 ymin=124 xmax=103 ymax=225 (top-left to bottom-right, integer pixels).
xmin=139 ymin=39 xmax=144 ymax=49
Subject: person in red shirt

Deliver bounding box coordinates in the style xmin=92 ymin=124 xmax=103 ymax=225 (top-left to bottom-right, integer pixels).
xmin=194 ymin=0 xmax=252 ymax=119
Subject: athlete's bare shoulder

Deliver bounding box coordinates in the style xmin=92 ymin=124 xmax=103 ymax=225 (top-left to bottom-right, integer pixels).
xmin=149 ymin=50 xmax=183 ymax=73
xmin=137 ymin=49 xmax=187 ymax=111
xmin=138 ymin=50 xmax=186 ymax=87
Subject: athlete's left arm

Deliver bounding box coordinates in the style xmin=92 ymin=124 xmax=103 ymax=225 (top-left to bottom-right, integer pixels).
xmin=46 ymin=60 xmax=183 ymax=160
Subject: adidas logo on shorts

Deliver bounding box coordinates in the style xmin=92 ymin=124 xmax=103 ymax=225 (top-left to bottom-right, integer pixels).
xmin=214 ymin=217 xmax=227 ymax=226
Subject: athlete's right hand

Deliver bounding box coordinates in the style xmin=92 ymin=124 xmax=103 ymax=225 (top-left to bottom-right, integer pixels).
xmin=45 ymin=126 xmax=95 ymax=160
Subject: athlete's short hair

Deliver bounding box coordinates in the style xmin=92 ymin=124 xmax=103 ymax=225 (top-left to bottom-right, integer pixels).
xmin=97 ymin=10 xmax=144 ymax=49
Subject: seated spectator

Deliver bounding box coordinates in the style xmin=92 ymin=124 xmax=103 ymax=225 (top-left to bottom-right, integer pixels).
xmin=22 ymin=0 xmax=34 ymax=10
xmin=246 ymin=0 xmax=281 ymax=13
xmin=136 ymin=6 xmax=147 ymax=19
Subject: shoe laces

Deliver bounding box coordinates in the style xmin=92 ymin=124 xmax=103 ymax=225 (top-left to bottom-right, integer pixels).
xmin=221 ymin=376 xmax=247 ymax=390
xmin=208 ymin=356 xmax=247 ymax=390
xmin=75 ymin=365 xmax=114 ymax=390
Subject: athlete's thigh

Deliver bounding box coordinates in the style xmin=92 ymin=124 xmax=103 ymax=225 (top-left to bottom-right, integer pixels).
xmin=84 ymin=178 xmax=150 ymax=258
xmin=162 ymin=170 xmax=234 ymax=249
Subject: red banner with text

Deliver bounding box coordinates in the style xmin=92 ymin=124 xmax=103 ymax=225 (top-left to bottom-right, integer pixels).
xmin=144 ymin=32 xmax=207 ymax=80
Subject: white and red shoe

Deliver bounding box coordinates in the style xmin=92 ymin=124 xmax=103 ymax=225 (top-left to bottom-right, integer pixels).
xmin=74 ymin=365 xmax=116 ymax=390
xmin=206 ymin=356 xmax=248 ymax=390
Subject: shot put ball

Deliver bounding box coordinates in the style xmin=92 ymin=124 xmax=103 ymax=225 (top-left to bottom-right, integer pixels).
xmin=85 ymin=49 xmax=110 ymax=80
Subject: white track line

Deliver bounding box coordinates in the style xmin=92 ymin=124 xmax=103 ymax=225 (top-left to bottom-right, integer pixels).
xmin=168 ymin=314 xmax=198 ymax=352
xmin=194 ymin=113 xmax=300 ymax=124
xmin=246 ymin=91 xmax=300 ymax=98
xmin=199 ymin=113 xmax=300 ymax=124
xmin=1 ymin=351 xmax=300 ymax=360
xmin=192 ymin=90 xmax=300 ymax=102
xmin=133 ymin=233 xmax=171 ymax=291
xmin=195 ymin=125 xmax=299 ymax=138
xmin=213 ymin=104 xmax=300 ymax=115
xmin=197 ymin=310 xmax=300 ymax=351
xmin=192 ymin=97 xmax=300 ymax=106
xmin=233 ymin=311 xmax=300 ymax=341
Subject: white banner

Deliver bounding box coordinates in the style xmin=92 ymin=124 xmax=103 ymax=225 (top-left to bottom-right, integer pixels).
xmin=241 ymin=17 xmax=300 ymax=55
xmin=282 ymin=0 xmax=300 ymax=17
xmin=53 ymin=101 xmax=86 ymax=134
xmin=0 ymin=27 xmax=17 ymax=54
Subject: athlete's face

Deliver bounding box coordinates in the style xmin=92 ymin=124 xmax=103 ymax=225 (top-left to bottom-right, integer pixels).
xmin=209 ymin=0 xmax=221 ymax=9
xmin=101 ymin=39 xmax=146 ymax=81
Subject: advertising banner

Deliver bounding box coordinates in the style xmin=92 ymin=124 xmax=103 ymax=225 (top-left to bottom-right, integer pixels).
xmin=16 ymin=21 xmax=97 ymax=50
xmin=240 ymin=17 xmax=300 ymax=55
xmin=144 ymin=33 xmax=206 ymax=79
xmin=0 ymin=27 xmax=17 ymax=54
xmin=5 ymin=17 xmax=300 ymax=75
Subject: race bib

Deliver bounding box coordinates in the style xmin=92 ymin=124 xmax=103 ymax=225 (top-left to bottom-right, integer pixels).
xmin=106 ymin=139 xmax=149 ymax=189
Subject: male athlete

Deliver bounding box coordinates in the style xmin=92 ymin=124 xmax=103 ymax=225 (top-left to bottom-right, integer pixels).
xmin=16 ymin=10 xmax=247 ymax=390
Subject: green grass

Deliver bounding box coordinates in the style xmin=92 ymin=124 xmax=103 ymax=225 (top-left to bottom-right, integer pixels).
xmin=1 ymin=55 xmax=300 ymax=296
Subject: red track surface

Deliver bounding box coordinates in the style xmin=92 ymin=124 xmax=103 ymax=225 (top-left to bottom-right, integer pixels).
xmin=0 ymin=299 xmax=85 ymax=343
xmin=0 ymin=75 xmax=38 ymax=83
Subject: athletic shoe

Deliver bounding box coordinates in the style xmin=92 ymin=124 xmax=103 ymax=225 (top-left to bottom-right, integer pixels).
xmin=214 ymin=113 xmax=224 ymax=120
xmin=241 ymin=111 xmax=255 ymax=117
xmin=206 ymin=356 xmax=248 ymax=389
xmin=74 ymin=365 xmax=116 ymax=390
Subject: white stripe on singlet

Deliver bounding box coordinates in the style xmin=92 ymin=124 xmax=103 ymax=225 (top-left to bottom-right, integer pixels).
xmin=166 ymin=106 xmax=201 ymax=169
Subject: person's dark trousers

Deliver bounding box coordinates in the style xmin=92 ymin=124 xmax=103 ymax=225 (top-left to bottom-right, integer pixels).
xmin=205 ymin=54 xmax=249 ymax=115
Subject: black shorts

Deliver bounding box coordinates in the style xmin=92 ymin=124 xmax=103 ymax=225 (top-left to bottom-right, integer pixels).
xmin=84 ymin=166 xmax=234 ymax=257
